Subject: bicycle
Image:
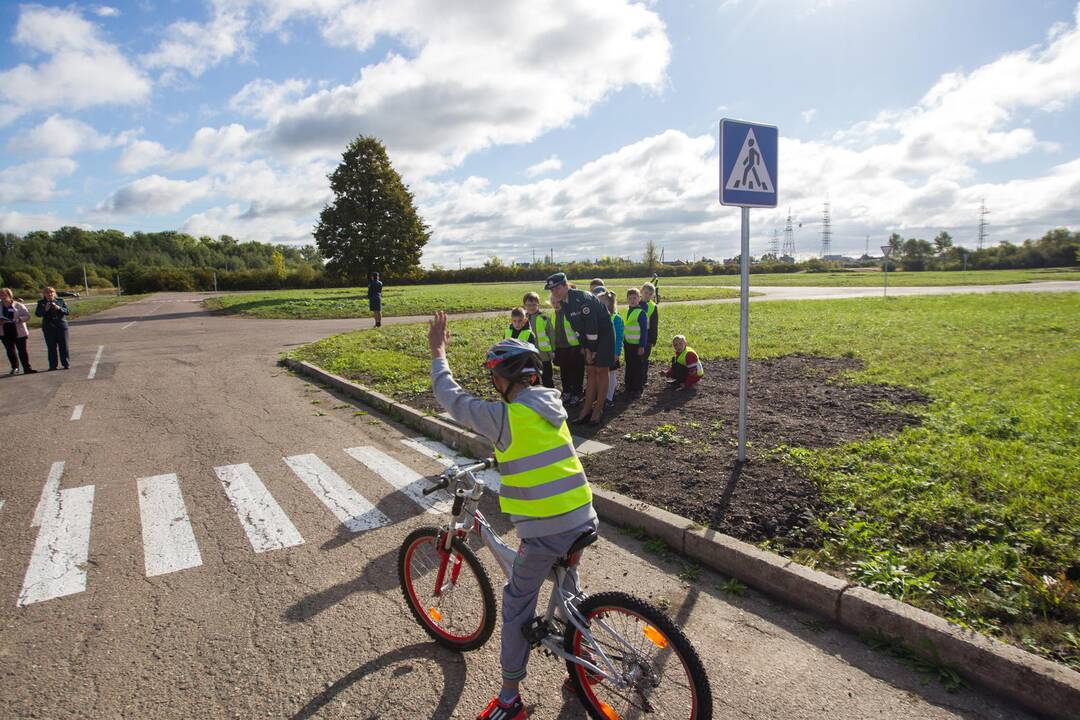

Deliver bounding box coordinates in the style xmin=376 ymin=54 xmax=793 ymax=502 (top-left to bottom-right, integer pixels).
xmin=398 ymin=458 xmax=713 ymax=720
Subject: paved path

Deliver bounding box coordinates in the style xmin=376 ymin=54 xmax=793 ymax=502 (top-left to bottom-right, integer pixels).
xmin=0 ymin=293 xmax=1037 ymax=718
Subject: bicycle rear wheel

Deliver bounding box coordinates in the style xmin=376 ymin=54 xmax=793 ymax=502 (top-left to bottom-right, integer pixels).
xmin=564 ymin=591 xmax=713 ymax=720
xmin=398 ymin=526 xmax=496 ymax=652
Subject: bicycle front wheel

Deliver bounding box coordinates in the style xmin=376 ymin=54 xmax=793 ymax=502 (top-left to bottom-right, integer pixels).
xmin=564 ymin=591 xmax=713 ymax=720
xmin=398 ymin=526 xmax=496 ymax=652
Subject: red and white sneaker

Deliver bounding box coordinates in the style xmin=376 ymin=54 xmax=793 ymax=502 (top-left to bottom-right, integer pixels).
xmin=476 ymin=694 xmax=526 ymax=720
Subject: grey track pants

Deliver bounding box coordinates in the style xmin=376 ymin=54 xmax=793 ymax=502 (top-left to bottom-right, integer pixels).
xmin=500 ymin=521 xmax=597 ymax=681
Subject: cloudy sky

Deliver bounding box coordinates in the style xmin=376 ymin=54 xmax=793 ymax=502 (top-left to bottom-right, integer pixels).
xmin=1 ymin=0 xmax=1079 ymax=265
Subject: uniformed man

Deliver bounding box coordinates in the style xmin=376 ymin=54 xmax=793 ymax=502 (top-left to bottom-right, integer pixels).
xmin=544 ymin=272 xmax=615 ymax=424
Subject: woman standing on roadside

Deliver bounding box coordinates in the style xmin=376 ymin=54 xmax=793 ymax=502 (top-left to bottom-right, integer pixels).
xmin=368 ymin=272 xmax=384 ymax=327
xmin=35 ymin=286 xmax=70 ymax=371
xmin=1 ymin=288 xmax=37 ymax=375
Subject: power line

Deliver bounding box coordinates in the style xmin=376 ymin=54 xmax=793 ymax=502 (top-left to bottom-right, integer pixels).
xmin=769 ymin=229 xmax=780 ymax=257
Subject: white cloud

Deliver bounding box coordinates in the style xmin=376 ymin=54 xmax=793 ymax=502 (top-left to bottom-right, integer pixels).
xmin=524 ymin=155 xmax=563 ymax=178
xmin=95 ymin=175 xmax=210 ymax=215
xmin=141 ymin=4 xmax=250 ymax=78
xmin=0 ymin=158 xmax=78 ymax=203
xmin=0 ymin=209 xmax=71 ymax=235
xmin=7 ymin=115 xmax=113 ymax=157
xmin=229 ymin=78 xmax=309 ymax=118
xmin=94 ymin=6 xmax=120 ymax=18
xmin=181 ymin=204 xmax=317 ymax=245
xmin=0 ymin=6 xmax=150 ymax=120
xmin=801 ymin=108 xmax=817 ymax=123
xmin=116 ymin=140 xmax=171 ymax=174
xmin=253 ymin=0 xmax=671 ymax=176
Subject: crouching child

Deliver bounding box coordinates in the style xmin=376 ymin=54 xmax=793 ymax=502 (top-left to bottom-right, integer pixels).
xmin=662 ymin=334 xmax=703 ymax=390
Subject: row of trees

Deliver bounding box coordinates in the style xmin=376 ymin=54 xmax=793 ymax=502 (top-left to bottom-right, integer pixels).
xmin=881 ymin=228 xmax=1079 ymax=271
xmin=0 ymin=228 xmax=326 ymax=293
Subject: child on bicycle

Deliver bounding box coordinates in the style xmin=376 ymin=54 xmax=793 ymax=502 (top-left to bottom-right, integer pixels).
xmin=428 ymin=311 xmax=598 ymax=720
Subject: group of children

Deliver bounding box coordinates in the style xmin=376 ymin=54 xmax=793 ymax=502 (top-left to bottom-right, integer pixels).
xmin=503 ymin=279 xmax=703 ymax=418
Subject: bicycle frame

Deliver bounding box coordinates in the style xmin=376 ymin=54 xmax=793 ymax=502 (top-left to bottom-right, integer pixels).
xmin=429 ymin=462 xmax=645 ymax=688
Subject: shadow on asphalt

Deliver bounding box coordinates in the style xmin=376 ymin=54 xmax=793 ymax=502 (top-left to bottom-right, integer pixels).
xmin=599 ymin=523 xmax=1010 ymax=717
xmin=74 ymin=309 xmax=208 ymax=326
xmin=289 ymin=641 xmax=467 ymax=720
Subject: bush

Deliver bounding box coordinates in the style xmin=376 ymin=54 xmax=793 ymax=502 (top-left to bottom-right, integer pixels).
xmin=10 ymin=271 xmax=36 ymax=291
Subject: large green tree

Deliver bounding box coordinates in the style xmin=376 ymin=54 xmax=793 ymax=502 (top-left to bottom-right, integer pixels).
xmin=314 ymin=136 xmax=429 ymax=283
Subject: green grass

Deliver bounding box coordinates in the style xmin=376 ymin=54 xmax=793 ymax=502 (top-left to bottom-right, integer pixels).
xmin=203 ymin=281 xmax=740 ymax=319
xmin=292 ymin=291 xmax=1080 ymax=666
xmin=24 ymin=293 xmax=148 ymax=328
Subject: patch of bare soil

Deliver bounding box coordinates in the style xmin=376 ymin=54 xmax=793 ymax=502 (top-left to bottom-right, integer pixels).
xmin=577 ymin=355 xmax=928 ymax=546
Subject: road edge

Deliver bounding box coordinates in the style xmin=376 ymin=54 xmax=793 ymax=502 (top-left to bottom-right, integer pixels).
xmin=282 ymin=356 xmax=1080 ymax=720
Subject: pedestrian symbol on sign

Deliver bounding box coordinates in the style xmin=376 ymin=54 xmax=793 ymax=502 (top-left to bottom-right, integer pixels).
xmin=725 ymin=129 xmax=774 ymax=193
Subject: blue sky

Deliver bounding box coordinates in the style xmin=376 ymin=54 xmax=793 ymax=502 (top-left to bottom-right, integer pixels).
xmin=2 ymin=0 xmax=1079 ymax=266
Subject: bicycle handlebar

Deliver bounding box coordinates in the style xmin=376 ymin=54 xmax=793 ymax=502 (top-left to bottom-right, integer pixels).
xmin=421 ymin=457 xmax=497 ymax=495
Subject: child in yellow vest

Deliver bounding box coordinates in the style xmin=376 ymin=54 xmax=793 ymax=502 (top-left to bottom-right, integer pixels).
xmin=429 ymin=312 xmax=597 ymax=720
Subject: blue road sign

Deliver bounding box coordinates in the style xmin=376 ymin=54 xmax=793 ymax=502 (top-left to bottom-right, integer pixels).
xmin=719 ymin=119 xmax=778 ymax=208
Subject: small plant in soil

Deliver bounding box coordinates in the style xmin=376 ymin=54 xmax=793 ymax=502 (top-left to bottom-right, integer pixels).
xmin=849 ymin=551 xmax=936 ymax=602
xmin=623 ymin=424 xmax=690 ymax=446
xmin=678 ymin=563 xmax=700 ymax=583
xmin=644 ymin=537 xmax=674 ymax=561
xmin=715 ymin=578 xmax=747 ymax=596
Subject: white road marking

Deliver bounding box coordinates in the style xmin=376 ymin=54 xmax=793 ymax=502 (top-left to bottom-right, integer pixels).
xmin=121 ymin=321 xmax=137 ymax=330
xmin=345 ymin=446 xmax=450 ymax=515
xmin=70 ymin=404 xmax=84 ymax=421
xmin=214 ymin=464 xmax=304 ymax=552
xmin=283 ymin=454 xmax=390 ymax=532
xmin=137 ymin=474 xmax=203 ymax=577
xmin=87 ymin=345 xmax=104 ymax=379
xmin=18 ymin=485 xmax=95 ymax=606
xmin=32 ymin=461 xmax=65 ymax=527
xmin=400 ymin=437 xmax=502 ymax=492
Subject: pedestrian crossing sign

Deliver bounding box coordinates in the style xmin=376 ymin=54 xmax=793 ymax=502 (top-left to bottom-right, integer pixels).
xmin=720 ymin=119 xmax=778 ymax=208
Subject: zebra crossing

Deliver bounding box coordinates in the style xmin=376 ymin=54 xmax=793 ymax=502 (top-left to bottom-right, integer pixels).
xmin=15 ymin=438 xmax=500 ymax=608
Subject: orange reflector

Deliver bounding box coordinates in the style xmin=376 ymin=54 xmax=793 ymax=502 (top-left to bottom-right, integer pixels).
xmin=643 ymin=625 xmax=667 ymax=648
xmin=598 ymin=700 xmax=620 ymax=720
xmin=428 ymin=607 xmax=443 ymax=622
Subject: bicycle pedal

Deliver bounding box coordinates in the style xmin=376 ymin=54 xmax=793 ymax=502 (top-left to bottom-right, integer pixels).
xmin=522 ymin=616 xmax=554 ymax=647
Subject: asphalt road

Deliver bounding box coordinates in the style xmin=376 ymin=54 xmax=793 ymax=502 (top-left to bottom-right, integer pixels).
xmin=0 ymin=292 xmax=1039 ymax=719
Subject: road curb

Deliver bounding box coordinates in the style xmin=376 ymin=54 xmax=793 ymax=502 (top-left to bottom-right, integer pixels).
xmin=283 ymin=355 xmax=1080 ymax=719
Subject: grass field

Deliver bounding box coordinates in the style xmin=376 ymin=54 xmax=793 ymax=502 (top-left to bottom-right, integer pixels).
xmin=203 ymin=282 xmax=740 ymax=319
xmin=203 ymin=267 xmax=1079 ymax=320
xmin=647 ymin=266 xmax=1080 ymax=286
xmin=292 ymin=291 xmax=1080 ymax=668
xmin=24 ymin=293 xmax=147 ymax=328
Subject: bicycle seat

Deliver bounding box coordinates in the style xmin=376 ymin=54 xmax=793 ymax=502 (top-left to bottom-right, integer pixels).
xmin=558 ymin=529 xmax=599 ymax=567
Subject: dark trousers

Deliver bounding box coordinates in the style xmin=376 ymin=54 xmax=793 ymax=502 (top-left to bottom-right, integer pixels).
xmin=554 ymin=347 xmax=584 ymax=396
xmin=2 ymin=334 xmax=32 ymax=371
xmin=42 ymin=325 xmax=70 ymax=369
xmin=540 ymin=360 xmax=554 ymax=389
xmin=642 ymin=343 xmax=654 ymax=385
xmin=624 ymin=344 xmax=646 ymax=394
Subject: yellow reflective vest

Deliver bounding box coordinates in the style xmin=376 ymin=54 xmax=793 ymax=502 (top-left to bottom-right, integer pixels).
xmin=504 ymin=326 xmax=534 ymax=345
xmin=676 ymin=346 xmax=704 ymax=377
xmin=494 ymin=404 xmax=592 ymax=518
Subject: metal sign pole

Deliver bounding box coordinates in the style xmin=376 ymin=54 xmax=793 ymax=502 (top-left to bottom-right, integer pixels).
xmin=884 ymin=258 xmax=888 ymax=298
xmin=738 ymin=207 xmax=750 ymax=463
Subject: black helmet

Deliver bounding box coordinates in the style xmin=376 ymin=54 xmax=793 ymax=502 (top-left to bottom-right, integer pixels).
xmin=484 ymin=339 xmax=542 ymax=385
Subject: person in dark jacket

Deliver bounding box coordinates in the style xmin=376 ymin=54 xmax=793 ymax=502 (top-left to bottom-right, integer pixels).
xmin=2 ymin=287 xmax=37 ymax=375
xmin=551 ymin=296 xmax=584 ymax=406
xmin=368 ymin=272 xmax=384 ymax=327
xmin=544 ymin=272 xmax=614 ymax=425
xmin=35 ymin=287 xmax=70 ymax=371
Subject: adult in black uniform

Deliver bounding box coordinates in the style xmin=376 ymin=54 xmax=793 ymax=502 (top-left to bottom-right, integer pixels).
xmin=544 ymin=272 xmax=614 ymax=425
